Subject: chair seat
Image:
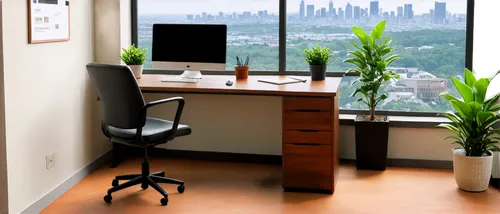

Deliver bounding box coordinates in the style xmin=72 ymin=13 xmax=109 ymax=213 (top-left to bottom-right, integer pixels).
xmin=108 ymin=117 xmax=191 ymax=143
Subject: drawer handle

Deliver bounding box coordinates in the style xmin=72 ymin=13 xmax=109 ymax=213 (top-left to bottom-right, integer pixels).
xmin=295 ymin=109 xmax=322 ymax=112
xmin=292 ymin=143 xmax=322 ymax=146
xmin=297 ymin=130 xmax=319 ymax=133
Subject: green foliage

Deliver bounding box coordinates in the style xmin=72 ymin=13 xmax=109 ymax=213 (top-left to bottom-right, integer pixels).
xmin=344 ymin=20 xmax=401 ymax=120
xmin=437 ymin=68 xmax=500 ymax=157
xmin=303 ymin=44 xmax=331 ymax=65
xmin=120 ymin=45 xmax=147 ymax=65
xmin=236 ymin=56 xmax=250 ymax=67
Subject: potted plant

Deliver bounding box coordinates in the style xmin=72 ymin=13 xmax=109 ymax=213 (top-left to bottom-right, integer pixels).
xmin=437 ymin=68 xmax=500 ymax=192
xmin=304 ymin=44 xmax=331 ymax=81
xmin=235 ymin=56 xmax=250 ymax=80
xmin=120 ymin=45 xmax=147 ymax=79
xmin=344 ymin=20 xmax=400 ymax=170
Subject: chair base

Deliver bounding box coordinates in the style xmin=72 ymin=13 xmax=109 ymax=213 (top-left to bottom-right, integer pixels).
xmin=104 ymin=155 xmax=184 ymax=206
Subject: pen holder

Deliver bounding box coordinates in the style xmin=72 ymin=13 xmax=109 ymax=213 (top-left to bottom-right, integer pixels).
xmin=235 ymin=66 xmax=249 ymax=80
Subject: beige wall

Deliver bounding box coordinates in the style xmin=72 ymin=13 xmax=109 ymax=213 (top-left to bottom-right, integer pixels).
xmin=0 ymin=1 xmax=8 ymax=213
xmin=2 ymin=1 xmax=109 ymax=213
xmin=144 ymin=93 xmax=456 ymax=161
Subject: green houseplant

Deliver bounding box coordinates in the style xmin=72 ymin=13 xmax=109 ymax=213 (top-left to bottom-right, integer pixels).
xmin=120 ymin=45 xmax=147 ymax=79
xmin=343 ymin=20 xmax=400 ymax=170
xmin=437 ymin=68 xmax=500 ymax=192
xmin=304 ymin=44 xmax=331 ymax=81
xmin=235 ymin=56 xmax=250 ymax=80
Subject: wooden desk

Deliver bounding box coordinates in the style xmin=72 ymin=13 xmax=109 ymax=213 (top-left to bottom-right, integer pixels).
xmin=137 ymin=74 xmax=341 ymax=194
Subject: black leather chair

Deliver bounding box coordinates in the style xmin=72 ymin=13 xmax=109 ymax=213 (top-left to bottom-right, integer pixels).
xmin=86 ymin=63 xmax=192 ymax=206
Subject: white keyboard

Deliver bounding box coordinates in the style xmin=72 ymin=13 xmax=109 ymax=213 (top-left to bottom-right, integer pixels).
xmin=161 ymin=77 xmax=199 ymax=83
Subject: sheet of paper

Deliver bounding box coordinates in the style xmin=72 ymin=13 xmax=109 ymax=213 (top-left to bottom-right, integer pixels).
xmin=29 ymin=0 xmax=69 ymax=42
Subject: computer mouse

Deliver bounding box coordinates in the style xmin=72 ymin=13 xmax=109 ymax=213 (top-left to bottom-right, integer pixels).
xmin=226 ymin=80 xmax=233 ymax=86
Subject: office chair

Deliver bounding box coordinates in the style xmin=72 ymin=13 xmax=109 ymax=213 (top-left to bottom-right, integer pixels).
xmin=86 ymin=63 xmax=192 ymax=206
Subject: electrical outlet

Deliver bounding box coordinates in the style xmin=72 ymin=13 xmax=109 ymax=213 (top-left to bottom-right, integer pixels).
xmin=46 ymin=153 xmax=55 ymax=169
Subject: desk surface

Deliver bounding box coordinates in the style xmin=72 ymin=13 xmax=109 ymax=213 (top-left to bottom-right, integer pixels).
xmin=137 ymin=75 xmax=342 ymax=97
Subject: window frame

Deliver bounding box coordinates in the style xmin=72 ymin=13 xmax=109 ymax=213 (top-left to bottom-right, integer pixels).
xmin=131 ymin=0 xmax=475 ymax=118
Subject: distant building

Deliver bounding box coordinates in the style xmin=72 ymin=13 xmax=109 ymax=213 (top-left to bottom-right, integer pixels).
xmin=435 ymin=1 xmax=446 ymax=24
xmin=321 ymin=7 xmax=327 ymax=18
xmin=202 ymin=12 xmax=207 ymax=21
xmin=329 ymin=0 xmax=334 ymax=17
xmin=300 ymin=0 xmax=305 ymax=20
xmin=219 ymin=12 xmax=224 ymax=20
xmin=307 ymin=5 xmax=315 ymax=19
xmin=390 ymin=11 xmax=395 ymax=20
xmin=383 ymin=12 xmax=389 ymax=20
xmin=338 ymin=7 xmax=345 ymax=19
xmin=316 ymin=9 xmax=321 ymax=18
xmin=187 ymin=15 xmax=194 ymax=21
xmin=397 ymin=6 xmax=403 ymax=19
xmin=370 ymin=1 xmax=379 ymax=17
xmin=345 ymin=3 xmax=353 ymax=19
xmin=258 ymin=11 xmax=264 ymax=19
xmin=354 ymin=6 xmax=361 ymax=20
xmin=389 ymin=68 xmax=447 ymax=102
xmin=430 ymin=9 xmax=434 ymax=22
xmin=404 ymin=4 xmax=413 ymax=20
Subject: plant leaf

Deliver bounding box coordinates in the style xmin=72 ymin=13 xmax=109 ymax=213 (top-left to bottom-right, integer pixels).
xmin=473 ymin=78 xmax=489 ymax=104
xmin=464 ymin=68 xmax=477 ymax=88
xmin=352 ymin=27 xmax=369 ymax=45
xmin=450 ymin=76 xmax=473 ymax=103
xmin=370 ymin=20 xmax=386 ymax=40
xmin=450 ymin=100 xmax=472 ymax=119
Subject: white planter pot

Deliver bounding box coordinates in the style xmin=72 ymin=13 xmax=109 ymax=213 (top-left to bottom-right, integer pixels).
xmin=453 ymin=148 xmax=493 ymax=192
xmin=128 ymin=65 xmax=143 ymax=79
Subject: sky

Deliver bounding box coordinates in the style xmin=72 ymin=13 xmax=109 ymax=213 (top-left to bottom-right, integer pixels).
xmin=138 ymin=0 xmax=467 ymax=15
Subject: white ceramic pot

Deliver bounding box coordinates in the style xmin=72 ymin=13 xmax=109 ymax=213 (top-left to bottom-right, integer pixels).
xmin=453 ymin=148 xmax=493 ymax=192
xmin=128 ymin=65 xmax=143 ymax=79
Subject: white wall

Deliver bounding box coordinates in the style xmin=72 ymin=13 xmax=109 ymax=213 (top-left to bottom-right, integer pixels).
xmin=0 ymin=1 xmax=8 ymax=213
xmin=144 ymin=93 xmax=456 ymax=161
xmin=2 ymin=1 xmax=109 ymax=213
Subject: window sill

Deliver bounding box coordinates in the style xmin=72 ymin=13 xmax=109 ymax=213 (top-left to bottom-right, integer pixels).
xmin=339 ymin=114 xmax=450 ymax=128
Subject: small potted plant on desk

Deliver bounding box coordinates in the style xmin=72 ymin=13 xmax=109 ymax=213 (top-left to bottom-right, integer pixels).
xmin=438 ymin=68 xmax=500 ymax=192
xmin=344 ymin=20 xmax=400 ymax=170
xmin=120 ymin=45 xmax=147 ymax=79
xmin=304 ymin=44 xmax=331 ymax=81
xmin=235 ymin=56 xmax=250 ymax=80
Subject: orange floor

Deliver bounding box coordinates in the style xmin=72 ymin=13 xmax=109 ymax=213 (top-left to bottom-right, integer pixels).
xmin=42 ymin=157 xmax=500 ymax=214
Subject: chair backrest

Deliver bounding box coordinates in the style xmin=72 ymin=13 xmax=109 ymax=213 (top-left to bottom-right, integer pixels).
xmin=86 ymin=63 xmax=146 ymax=129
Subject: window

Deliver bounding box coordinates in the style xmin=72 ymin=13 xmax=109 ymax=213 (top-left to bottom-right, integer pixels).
xmin=133 ymin=0 xmax=472 ymax=114
xmin=137 ymin=0 xmax=279 ymax=71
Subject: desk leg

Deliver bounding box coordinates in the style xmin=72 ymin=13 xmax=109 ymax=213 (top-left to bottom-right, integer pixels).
xmin=110 ymin=142 xmax=125 ymax=168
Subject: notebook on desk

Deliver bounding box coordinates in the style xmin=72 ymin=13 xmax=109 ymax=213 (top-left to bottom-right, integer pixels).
xmin=257 ymin=77 xmax=307 ymax=85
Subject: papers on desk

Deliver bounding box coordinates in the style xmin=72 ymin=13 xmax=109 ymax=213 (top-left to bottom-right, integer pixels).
xmin=257 ymin=77 xmax=307 ymax=85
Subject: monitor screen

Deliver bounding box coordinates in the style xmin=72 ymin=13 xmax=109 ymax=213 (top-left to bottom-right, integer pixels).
xmin=152 ymin=24 xmax=227 ymax=64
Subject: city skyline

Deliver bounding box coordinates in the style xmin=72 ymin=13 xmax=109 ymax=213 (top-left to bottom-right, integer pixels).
xmin=138 ymin=0 xmax=467 ymax=15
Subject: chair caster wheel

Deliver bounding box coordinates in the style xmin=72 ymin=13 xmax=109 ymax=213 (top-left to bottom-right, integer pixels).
xmin=177 ymin=185 xmax=185 ymax=193
xmin=160 ymin=197 xmax=168 ymax=206
xmin=104 ymin=195 xmax=112 ymax=204
xmin=112 ymin=179 xmax=119 ymax=187
xmin=141 ymin=183 xmax=148 ymax=190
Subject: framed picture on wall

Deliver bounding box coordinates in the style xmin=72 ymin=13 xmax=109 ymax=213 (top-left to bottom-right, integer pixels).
xmin=28 ymin=0 xmax=70 ymax=44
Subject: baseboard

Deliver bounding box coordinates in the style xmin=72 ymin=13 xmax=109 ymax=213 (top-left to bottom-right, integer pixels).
xmin=148 ymin=148 xmax=453 ymax=169
xmin=21 ymin=150 xmax=112 ymax=214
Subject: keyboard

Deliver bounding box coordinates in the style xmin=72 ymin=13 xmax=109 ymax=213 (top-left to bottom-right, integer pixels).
xmin=161 ymin=77 xmax=199 ymax=83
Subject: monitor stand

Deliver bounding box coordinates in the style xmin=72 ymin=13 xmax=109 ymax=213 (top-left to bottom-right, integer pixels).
xmin=180 ymin=70 xmax=202 ymax=79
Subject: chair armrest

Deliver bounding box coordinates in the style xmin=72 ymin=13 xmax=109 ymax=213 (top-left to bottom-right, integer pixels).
xmin=144 ymin=97 xmax=186 ymax=140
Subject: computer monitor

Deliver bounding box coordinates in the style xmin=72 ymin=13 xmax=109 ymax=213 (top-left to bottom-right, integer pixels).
xmin=152 ymin=24 xmax=227 ymax=79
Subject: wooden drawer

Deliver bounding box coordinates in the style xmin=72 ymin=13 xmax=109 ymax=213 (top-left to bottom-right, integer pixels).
xmin=283 ymin=144 xmax=332 ymax=190
xmin=283 ymin=130 xmax=331 ymax=145
xmin=284 ymin=97 xmax=332 ymax=111
xmin=283 ymin=111 xmax=332 ymax=131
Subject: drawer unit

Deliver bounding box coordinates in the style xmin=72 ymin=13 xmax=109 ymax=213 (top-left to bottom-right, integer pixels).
xmin=283 ymin=130 xmax=331 ymax=145
xmin=283 ymin=111 xmax=332 ymax=131
xmin=281 ymin=95 xmax=338 ymax=193
xmin=283 ymin=97 xmax=332 ymax=111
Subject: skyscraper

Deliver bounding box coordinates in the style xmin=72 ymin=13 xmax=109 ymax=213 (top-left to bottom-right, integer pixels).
xmin=307 ymin=5 xmax=315 ymax=19
xmin=404 ymin=4 xmax=413 ymax=20
xmin=300 ymin=0 xmax=305 ymax=20
xmin=338 ymin=7 xmax=345 ymax=19
xmin=434 ymin=1 xmax=446 ymax=24
xmin=370 ymin=1 xmax=379 ymax=17
xmin=345 ymin=3 xmax=353 ymax=19
xmin=397 ymin=6 xmax=403 ymax=19
xmin=354 ymin=6 xmax=361 ymax=20
xmin=430 ymin=9 xmax=435 ymax=22
xmin=202 ymin=12 xmax=207 ymax=21
xmin=329 ymin=0 xmax=334 ymax=17
xmin=321 ymin=7 xmax=327 ymax=18
xmin=390 ymin=11 xmax=395 ymax=20
xmin=316 ymin=9 xmax=321 ymax=18
xmin=219 ymin=12 xmax=224 ymax=20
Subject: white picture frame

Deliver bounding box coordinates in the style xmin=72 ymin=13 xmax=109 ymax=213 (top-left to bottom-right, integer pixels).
xmin=28 ymin=0 xmax=70 ymax=44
